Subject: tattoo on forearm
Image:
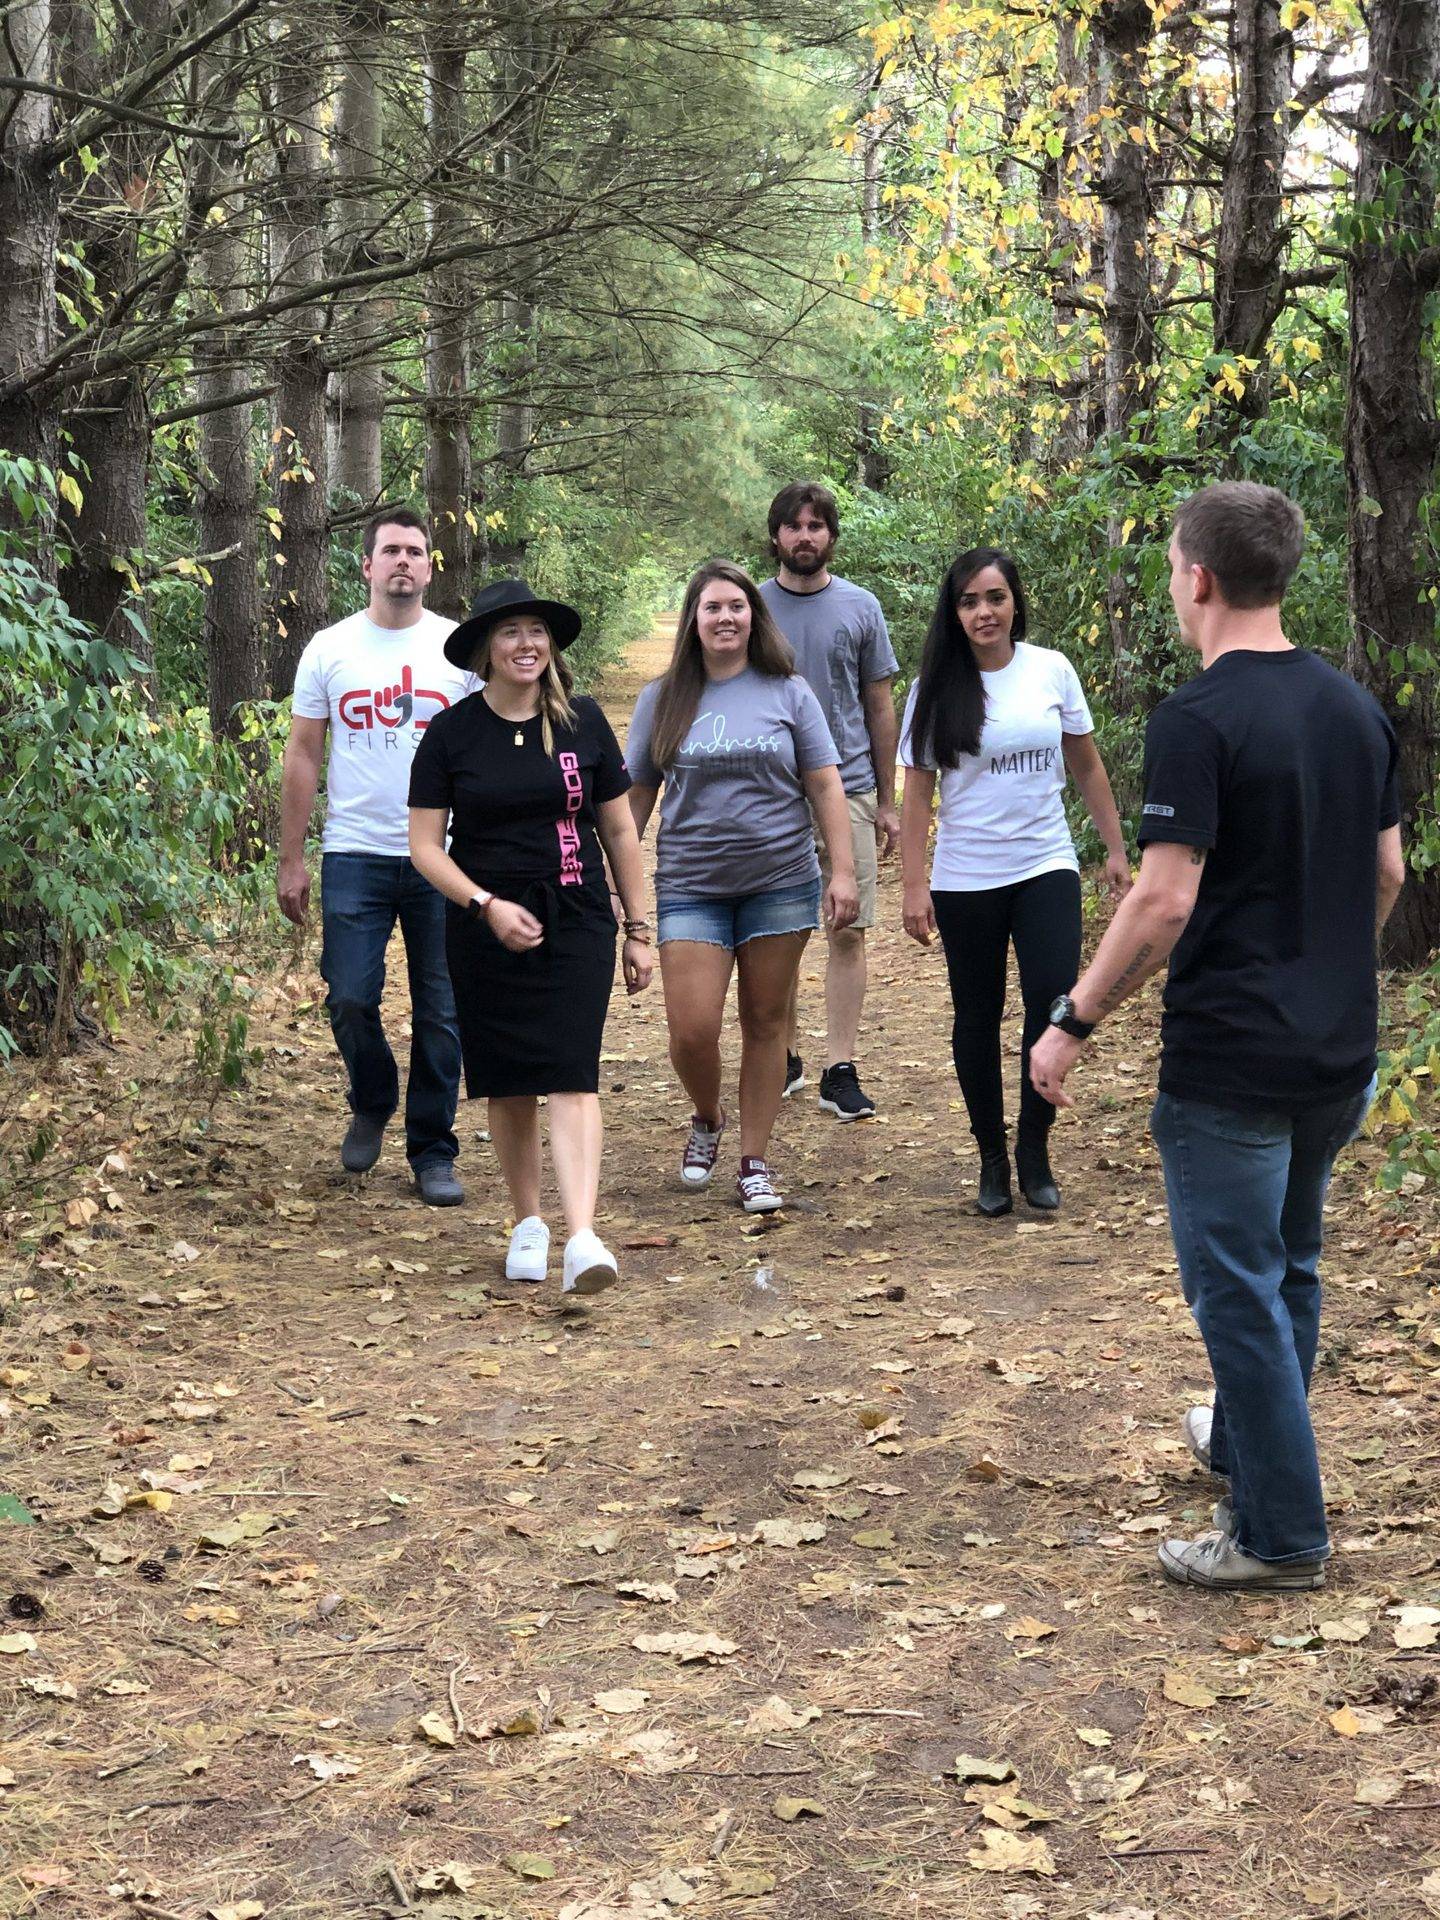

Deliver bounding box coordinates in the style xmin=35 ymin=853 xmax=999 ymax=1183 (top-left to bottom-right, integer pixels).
xmin=1096 ymin=942 xmax=1156 ymax=1014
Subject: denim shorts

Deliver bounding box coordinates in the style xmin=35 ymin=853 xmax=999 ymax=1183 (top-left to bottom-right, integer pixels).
xmin=657 ymin=878 xmax=821 ymax=950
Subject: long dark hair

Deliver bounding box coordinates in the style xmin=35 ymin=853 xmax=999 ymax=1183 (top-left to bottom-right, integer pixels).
xmin=647 ymin=560 xmax=796 ymax=770
xmin=908 ymin=548 xmax=1028 ymax=767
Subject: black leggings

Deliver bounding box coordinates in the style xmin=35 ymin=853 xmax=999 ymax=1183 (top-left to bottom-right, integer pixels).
xmin=932 ymin=869 xmax=1082 ymax=1149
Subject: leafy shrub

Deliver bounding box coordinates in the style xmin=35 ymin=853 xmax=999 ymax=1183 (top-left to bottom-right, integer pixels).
xmin=0 ymin=454 xmax=270 ymax=1077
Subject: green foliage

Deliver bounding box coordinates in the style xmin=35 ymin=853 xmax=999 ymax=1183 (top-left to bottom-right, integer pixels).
xmin=0 ymin=454 xmax=270 ymax=1081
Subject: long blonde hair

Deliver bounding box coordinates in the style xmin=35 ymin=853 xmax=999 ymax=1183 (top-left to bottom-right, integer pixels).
xmin=647 ymin=559 xmax=795 ymax=771
xmin=470 ymin=623 xmax=578 ymax=756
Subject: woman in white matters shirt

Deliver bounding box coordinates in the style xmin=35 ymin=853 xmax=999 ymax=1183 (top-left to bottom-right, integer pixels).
xmin=899 ymin=548 xmax=1131 ymax=1217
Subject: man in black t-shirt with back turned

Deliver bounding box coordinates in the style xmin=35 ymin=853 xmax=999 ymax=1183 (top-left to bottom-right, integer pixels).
xmin=1029 ymin=481 xmax=1404 ymax=1592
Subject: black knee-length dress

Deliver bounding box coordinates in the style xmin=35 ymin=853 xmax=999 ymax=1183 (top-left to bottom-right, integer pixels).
xmin=407 ymin=691 xmax=631 ymax=1097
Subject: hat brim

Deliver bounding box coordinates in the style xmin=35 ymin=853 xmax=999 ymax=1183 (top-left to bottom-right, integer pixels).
xmin=443 ymin=597 xmax=583 ymax=669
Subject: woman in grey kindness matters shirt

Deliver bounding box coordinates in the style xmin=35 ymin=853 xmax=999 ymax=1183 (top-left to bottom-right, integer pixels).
xmin=627 ymin=561 xmax=859 ymax=1216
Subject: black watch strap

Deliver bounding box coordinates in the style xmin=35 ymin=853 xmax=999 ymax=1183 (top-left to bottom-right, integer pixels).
xmin=1049 ymin=993 xmax=1094 ymax=1041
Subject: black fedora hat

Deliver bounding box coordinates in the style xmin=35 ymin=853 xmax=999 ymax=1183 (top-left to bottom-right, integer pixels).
xmin=443 ymin=577 xmax=583 ymax=669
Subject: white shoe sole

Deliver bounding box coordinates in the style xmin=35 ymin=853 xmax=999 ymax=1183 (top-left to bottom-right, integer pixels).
xmin=505 ymin=1256 xmax=547 ymax=1283
xmin=740 ymin=1193 xmax=784 ymax=1214
xmin=681 ymin=1166 xmax=716 ymax=1188
xmin=563 ymin=1261 xmax=618 ymax=1296
xmin=818 ymin=1096 xmax=874 ymax=1122
xmin=782 ymin=1076 xmax=805 ymax=1098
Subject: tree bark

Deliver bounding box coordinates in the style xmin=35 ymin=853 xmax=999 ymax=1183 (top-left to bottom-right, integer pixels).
xmin=422 ymin=22 xmax=474 ymax=616
xmin=54 ymin=1 xmax=168 ymax=644
xmin=855 ymin=61 xmax=891 ymax=491
xmin=1344 ymin=0 xmax=1440 ymax=966
xmin=1095 ymin=0 xmax=1157 ymax=711
xmin=194 ymin=49 xmax=261 ymax=742
xmin=1210 ymin=0 xmax=1294 ymax=445
xmin=489 ymin=12 xmax=545 ymax=570
xmin=0 ymin=4 xmax=60 ymax=536
xmin=266 ymin=13 xmax=332 ymax=697
xmin=1041 ymin=14 xmax=1101 ymax=465
xmin=328 ymin=0 xmax=386 ymax=506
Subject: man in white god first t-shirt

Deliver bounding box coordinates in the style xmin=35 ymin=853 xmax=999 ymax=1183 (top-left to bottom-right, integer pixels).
xmin=278 ymin=509 xmax=475 ymax=1204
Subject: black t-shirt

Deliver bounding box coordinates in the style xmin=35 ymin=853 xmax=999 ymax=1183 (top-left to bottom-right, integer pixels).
xmin=1137 ymin=648 xmax=1399 ymax=1110
xmin=408 ymin=691 xmax=630 ymax=902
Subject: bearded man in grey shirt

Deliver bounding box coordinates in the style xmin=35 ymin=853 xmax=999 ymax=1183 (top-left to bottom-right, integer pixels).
xmin=759 ymin=482 xmax=900 ymax=1121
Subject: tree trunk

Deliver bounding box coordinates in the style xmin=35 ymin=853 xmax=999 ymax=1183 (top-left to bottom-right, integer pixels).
xmin=855 ymin=62 xmax=891 ymax=492
xmin=0 ymin=4 xmax=59 ymax=537
xmin=1210 ymin=0 xmax=1294 ymax=446
xmin=1042 ymin=14 xmax=1100 ymax=466
xmin=266 ymin=15 xmax=332 ymax=697
xmin=328 ymin=0 xmax=386 ymax=506
xmin=489 ymin=13 xmax=545 ymax=570
xmin=1095 ymin=0 xmax=1156 ymax=711
xmin=1344 ymin=0 xmax=1440 ymax=966
xmin=57 ymin=386 xmax=150 ymax=643
xmin=423 ymin=24 xmax=474 ymax=616
xmin=194 ymin=84 xmax=262 ymax=742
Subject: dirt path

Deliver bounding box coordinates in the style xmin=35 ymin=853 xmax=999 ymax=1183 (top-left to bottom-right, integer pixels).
xmin=2 ymin=628 xmax=1439 ymax=1920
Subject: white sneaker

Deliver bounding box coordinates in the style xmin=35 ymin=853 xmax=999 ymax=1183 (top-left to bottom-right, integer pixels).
xmin=562 ymin=1229 xmax=618 ymax=1296
xmin=1183 ymin=1404 xmax=1214 ymax=1471
xmin=505 ymin=1215 xmax=549 ymax=1283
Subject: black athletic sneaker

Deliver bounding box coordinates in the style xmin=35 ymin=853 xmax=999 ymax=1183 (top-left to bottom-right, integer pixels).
xmin=783 ymin=1051 xmax=806 ymax=1098
xmin=818 ymin=1061 xmax=876 ymax=1121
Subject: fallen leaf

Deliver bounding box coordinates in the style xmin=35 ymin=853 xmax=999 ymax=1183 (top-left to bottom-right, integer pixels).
xmin=721 ymin=1869 xmax=776 ymax=1898
xmin=1329 ymin=1704 xmax=1362 ymax=1739
xmin=773 ymin=1794 xmax=826 ymax=1821
xmin=505 ymin=1853 xmax=555 ymax=1881
xmin=792 ymin=1467 xmax=849 ymax=1490
xmin=0 ymin=1631 xmax=37 ymax=1655
xmin=208 ymin=1903 xmax=264 ymax=1920
xmin=852 ymin=1527 xmax=895 ymax=1550
xmin=967 ymin=1828 xmax=1056 ymax=1876
xmin=615 ymin=1580 xmax=679 ymax=1604
xmin=1354 ymin=1774 xmax=1403 ymax=1806
xmin=613 ymin=1729 xmax=698 ymax=1774
xmin=1389 ymin=1604 xmax=1440 ymax=1650
xmin=1162 ymin=1670 xmax=1216 ymax=1710
xmin=418 ymin=1710 xmax=456 ymax=1747
xmin=1319 ymin=1617 xmax=1371 ymax=1643
xmin=593 ymin=1688 xmax=650 ymax=1715
xmin=745 ymin=1694 xmax=821 ymax=1733
xmin=633 ymin=1631 xmax=736 ymax=1664
xmin=1075 ymin=1727 xmax=1113 ymax=1748
xmin=292 ymin=1751 xmax=362 ymax=1781
xmin=414 ymin=1863 xmax=475 ymax=1894
xmin=1068 ymin=1765 xmax=1147 ymax=1805
xmin=1005 ymin=1616 xmax=1057 ymax=1643
xmin=19 ymin=1675 xmax=77 ymax=1699
xmin=955 ymin=1753 xmax=1016 ymax=1783
xmin=750 ymin=1517 xmax=826 ymax=1549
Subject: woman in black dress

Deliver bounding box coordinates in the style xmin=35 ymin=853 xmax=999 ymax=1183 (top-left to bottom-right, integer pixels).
xmin=408 ymin=578 xmax=652 ymax=1295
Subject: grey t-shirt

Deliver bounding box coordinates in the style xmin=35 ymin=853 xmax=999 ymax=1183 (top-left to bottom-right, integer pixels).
xmin=759 ymin=574 xmax=899 ymax=794
xmin=627 ymin=666 xmax=839 ymax=898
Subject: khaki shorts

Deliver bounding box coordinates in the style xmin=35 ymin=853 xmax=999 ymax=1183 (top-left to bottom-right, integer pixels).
xmin=815 ymin=788 xmax=879 ymax=932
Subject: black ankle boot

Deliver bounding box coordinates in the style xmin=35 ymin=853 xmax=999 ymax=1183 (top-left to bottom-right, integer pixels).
xmin=1015 ymin=1128 xmax=1060 ymax=1210
xmin=976 ymin=1147 xmax=1013 ymax=1217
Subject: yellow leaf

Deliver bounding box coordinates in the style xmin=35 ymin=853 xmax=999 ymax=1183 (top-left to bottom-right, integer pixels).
xmin=1162 ymin=1669 xmax=1216 ymax=1709
xmin=1329 ymin=1704 xmax=1361 ymax=1738
xmin=417 ymin=1710 xmax=456 ymax=1747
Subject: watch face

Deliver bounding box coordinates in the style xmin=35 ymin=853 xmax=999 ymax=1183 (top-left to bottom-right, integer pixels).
xmin=1049 ymin=994 xmax=1071 ymax=1023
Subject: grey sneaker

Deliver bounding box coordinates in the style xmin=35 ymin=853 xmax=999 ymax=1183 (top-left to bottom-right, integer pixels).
xmin=1158 ymin=1530 xmax=1325 ymax=1591
xmin=341 ymin=1112 xmax=388 ymax=1173
xmin=414 ymin=1162 xmax=464 ymax=1207
xmin=1182 ymin=1404 xmax=1214 ymax=1472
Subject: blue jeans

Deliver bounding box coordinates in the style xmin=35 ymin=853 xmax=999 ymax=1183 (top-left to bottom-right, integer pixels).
xmin=319 ymin=854 xmax=461 ymax=1170
xmin=1150 ymin=1081 xmax=1373 ymax=1564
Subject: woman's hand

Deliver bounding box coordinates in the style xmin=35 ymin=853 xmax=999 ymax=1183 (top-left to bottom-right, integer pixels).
xmin=486 ymin=899 xmax=545 ymax=952
xmin=1104 ymin=852 xmax=1134 ymax=902
xmin=902 ymin=882 xmax=937 ymax=946
xmin=824 ymin=872 xmax=860 ymax=933
xmin=622 ymin=935 xmax=653 ymax=995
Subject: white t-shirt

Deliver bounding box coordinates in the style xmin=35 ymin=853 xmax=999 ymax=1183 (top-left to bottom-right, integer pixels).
xmin=899 ymin=641 xmax=1094 ymax=890
xmin=290 ymin=609 xmax=474 ymax=856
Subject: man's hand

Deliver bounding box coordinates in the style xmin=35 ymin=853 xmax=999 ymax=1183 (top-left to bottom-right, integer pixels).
xmin=875 ymin=801 xmax=901 ymax=860
xmin=277 ymin=857 xmax=312 ymax=926
xmin=1029 ymin=1025 xmax=1085 ymax=1110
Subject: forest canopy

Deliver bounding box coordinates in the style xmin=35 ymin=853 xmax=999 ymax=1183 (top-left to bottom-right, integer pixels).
xmin=1 ymin=0 xmax=1437 ymax=1139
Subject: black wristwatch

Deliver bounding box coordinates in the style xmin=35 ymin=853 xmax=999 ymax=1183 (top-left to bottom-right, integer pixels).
xmin=1048 ymin=993 xmax=1095 ymax=1041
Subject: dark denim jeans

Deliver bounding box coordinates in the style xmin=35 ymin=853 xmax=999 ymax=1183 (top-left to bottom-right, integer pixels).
xmin=319 ymin=853 xmax=461 ymax=1170
xmin=1150 ymin=1080 xmax=1373 ymax=1564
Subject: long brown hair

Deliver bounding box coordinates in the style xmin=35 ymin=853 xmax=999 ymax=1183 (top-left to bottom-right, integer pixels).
xmin=469 ymin=621 xmax=578 ymax=757
xmin=647 ymin=560 xmax=795 ymax=771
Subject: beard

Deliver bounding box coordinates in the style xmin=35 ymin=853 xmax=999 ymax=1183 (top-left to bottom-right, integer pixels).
xmin=779 ymin=539 xmax=833 ymax=577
